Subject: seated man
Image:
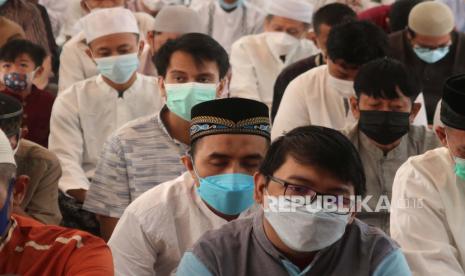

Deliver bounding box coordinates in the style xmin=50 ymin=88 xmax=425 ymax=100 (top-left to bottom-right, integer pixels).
xmin=391 ymin=74 xmax=465 ymax=274
xmin=0 ymin=94 xmax=61 ymax=225
xmin=0 ymin=39 xmax=54 ymax=148
xmin=389 ymin=1 xmax=465 ymax=124
xmin=229 ymin=0 xmax=318 ymax=107
xmin=271 ymin=3 xmax=357 ymax=122
xmin=83 ymin=33 xmax=229 ymax=241
xmin=58 ymin=0 xmax=155 ymax=91
xmin=49 ymin=7 xmax=163 ymax=234
xmin=0 ymin=130 xmax=113 ymax=275
xmin=344 ymin=58 xmax=440 ymax=233
xmin=177 ymin=125 xmax=410 ymax=275
xmin=272 ymin=21 xmax=389 ymax=138
xmin=140 ymin=5 xmax=204 ymax=77
xmin=108 ymin=98 xmax=271 ymax=275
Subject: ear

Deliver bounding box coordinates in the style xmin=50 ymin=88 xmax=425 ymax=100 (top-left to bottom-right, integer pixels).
xmin=80 ymin=0 xmax=91 ymax=13
xmin=409 ymin=102 xmax=422 ymax=123
xmin=20 ymin=127 xmax=29 ymax=139
xmin=13 ymin=175 xmax=29 ymax=206
xmin=33 ymin=66 xmax=45 ymax=79
xmin=216 ymin=78 xmax=227 ymax=98
xmin=307 ymin=31 xmax=317 ymax=46
xmin=85 ymin=48 xmax=97 ymax=65
xmin=435 ymin=126 xmax=448 ymax=147
xmin=158 ymin=76 xmax=167 ymax=99
xmin=349 ymin=96 xmax=360 ymax=120
xmin=181 ymin=155 xmax=198 ymax=187
xmin=137 ymin=40 xmax=145 ymax=58
xmin=254 ymin=172 xmax=267 ymax=205
xmin=146 ymin=31 xmax=155 ymax=55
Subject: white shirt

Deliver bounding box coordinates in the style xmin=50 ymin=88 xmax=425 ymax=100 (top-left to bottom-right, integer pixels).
xmin=193 ymin=1 xmax=265 ymax=54
xmin=49 ymin=73 xmax=163 ymax=193
xmin=58 ymin=12 xmax=156 ymax=92
xmin=108 ymin=172 xmax=256 ymax=276
xmin=390 ymin=147 xmax=465 ymax=275
xmin=272 ymin=65 xmax=355 ymax=139
xmin=229 ymin=32 xmax=318 ymax=107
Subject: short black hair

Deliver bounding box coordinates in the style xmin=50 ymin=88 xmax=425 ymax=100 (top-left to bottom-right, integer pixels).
xmin=354 ymin=58 xmax=419 ymax=102
xmin=259 ymin=126 xmax=366 ymax=197
xmin=326 ymin=20 xmax=388 ymax=66
xmin=389 ymin=0 xmax=424 ymax=33
xmin=312 ymin=3 xmax=357 ymax=35
xmin=0 ymin=39 xmax=46 ymax=67
xmin=154 ymin=33 xmax=230 ymax=79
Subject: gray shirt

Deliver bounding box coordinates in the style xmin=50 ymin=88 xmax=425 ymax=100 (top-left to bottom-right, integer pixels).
xmin=342 ymin=124 xmax=441 ymax=233
xmin=83 ymin=109 xmax=187 ymax=218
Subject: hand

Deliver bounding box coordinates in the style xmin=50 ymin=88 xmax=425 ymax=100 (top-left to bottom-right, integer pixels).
xmin=67 ymin=189 xmax=87 ymax=203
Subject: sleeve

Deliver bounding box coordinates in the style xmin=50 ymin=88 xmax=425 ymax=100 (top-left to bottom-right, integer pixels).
xmin=271 ymin=77 xmax=311 ymax=140
xmin=83 ymin=135 xmax=131 ymax=218
xmin=372 ymin=249 xmax=411 ymax=276
xmin=48 ymin=92 xmax=91 ymax=193
xmin=390 ymin=162 xmax=465 ymax=276
xmin=58 ymin=42 xmax=86 ymax=92
xmin=177 ymin=252 xmax=214 ymax=276
xmin=64 ymin=235 xmax=114 ymax=276
xmin=24 ymin=153 xmax=62 ymax=225
xmin=270 ymin=69 xmax=289 ymax=123
xmin=108 ymin=209 xmax=158 ymax=276
xmin=228 ymin=40 xmax=261 ymax=102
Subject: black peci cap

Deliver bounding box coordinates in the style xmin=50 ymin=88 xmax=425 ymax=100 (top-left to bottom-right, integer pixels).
xmin=441 ymin=74 xmax=465 ymax=130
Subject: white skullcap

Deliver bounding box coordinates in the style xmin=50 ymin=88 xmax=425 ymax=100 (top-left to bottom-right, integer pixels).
xmin=154 ymin=5 xmax=203 ymax=34
xmin=81 ymin=7 xmax=140 ymax=43
xmin=266 ymin=0 xmax=313 ymax=24
xmin=142 ymin=0 xmax=183 ymax=12
xmin=408 ymin=1 xmax=454 ymax=36
xmin=0 ymin=130 xmax=15 ymax=167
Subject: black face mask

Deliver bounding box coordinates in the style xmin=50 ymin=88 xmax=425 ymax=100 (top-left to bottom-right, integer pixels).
xmin=358 ymin=110 xmax=410 ymax=145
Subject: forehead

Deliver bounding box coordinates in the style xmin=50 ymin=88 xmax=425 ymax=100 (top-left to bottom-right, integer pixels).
xmin=167 ymin=51 xmax=219 ymax=76
xmin=316 ymin=23 xmax=331 ymax=37
xmin=89 ymin=33 xmax=138 ymax=50
xmin=268 ymin=15 xmax=305 ymax=29
xmin=413 ymin=33 xmax=451 ymax=46
xmin=195 ymin=134 xmax=268 ymax=157
xmin=274 ymin=155 xmax=354 ymax=194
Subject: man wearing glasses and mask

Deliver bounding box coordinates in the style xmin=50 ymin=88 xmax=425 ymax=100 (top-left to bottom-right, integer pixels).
xmin=178 ymin=126 xmax=411 ymax=275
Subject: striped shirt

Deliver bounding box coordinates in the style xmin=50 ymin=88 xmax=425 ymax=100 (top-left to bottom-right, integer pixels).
xmin=0 ymin=215 xmax=113 ymax=275
xmin=83 ymin=111 xmax=187 ymax=218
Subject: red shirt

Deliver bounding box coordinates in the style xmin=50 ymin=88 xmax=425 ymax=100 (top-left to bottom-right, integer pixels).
xmin=1 ymin=86 xmax=55 ymax=148
xmin=358 ymin=5 xmax=391 ymax=33
xmin=0 ymin=215 xmax=114 ymax=276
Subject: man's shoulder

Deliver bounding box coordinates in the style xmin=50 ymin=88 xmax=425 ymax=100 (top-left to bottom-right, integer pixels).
xmin=62 ymin=31 xmax=85 ymax=49
xmin=58 ymin=76 xmax=99 ymax=98
xmin=280 ymin=56 xmax=320 ymax=82
xmin=287 ymin=65 xmax=327 ymax=92
xmin=16 ymin=139 xmax=59 ymax=165
xmin=112 ymin=114 xmax=170 ymax=148
xmin=408 ymin=125 xmax=441 ymax=149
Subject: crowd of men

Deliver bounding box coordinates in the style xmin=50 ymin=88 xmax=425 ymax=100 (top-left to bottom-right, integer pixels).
xmin=0 ymin=0 xmax=465 ymax=275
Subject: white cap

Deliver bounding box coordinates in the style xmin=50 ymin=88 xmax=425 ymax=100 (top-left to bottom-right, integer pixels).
xmin=0 ymin=130 xmax=15 ymax=167
xmin=154 ymin=5 xmax=203 ymax=34
xmin=266 ymin=0 xmax=313 ymax=24
xmin=408 ymin=1 xmax=454 ymax=36
xmin=81 ymin=7 xmax=140 ymax=43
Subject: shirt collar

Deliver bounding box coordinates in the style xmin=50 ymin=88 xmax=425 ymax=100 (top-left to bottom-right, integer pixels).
xmin=356 ymin=124 xmax=409 ymax=160
xmin=95 ymin=73 xmax=141 ymax=97
xmin=157 ymin=106 xmax=188 ymax=150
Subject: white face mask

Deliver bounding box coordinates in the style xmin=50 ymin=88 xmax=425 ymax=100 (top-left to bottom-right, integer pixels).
xmin=327 ymin=72 xmax=355 ymax=98
xmin=265 ymin=32 xmax=300 ymax=58
xmin=263 ymin=191 xmax=349 ymax=252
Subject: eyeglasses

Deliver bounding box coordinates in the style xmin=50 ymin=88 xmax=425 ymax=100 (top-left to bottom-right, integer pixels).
xmin=267 ymin=175 xmax=354 ymax=214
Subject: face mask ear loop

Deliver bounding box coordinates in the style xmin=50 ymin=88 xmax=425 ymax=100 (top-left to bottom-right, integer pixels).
xmin=190 ymin=155 xmax=202 ymax=182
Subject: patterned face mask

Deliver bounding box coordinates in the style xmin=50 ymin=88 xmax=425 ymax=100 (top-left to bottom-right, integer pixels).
xmin=3 ymin=72 xmax=29 ymax=92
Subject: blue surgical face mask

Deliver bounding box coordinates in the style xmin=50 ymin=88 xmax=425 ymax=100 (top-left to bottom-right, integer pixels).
xmin=94 ymin=52 xmax=139 ymax=84
xmin=413 ymin=45 xmax=450 ymax=64
xmin=192 ymin=161 xmax=255 ymax=215
xmin=0 ymin=179 xmax=14 ymax=238
xmin=165 ymin=82 xmax=217 ymax=121
xmin=219 ymin=0 xmax=243 ymax=10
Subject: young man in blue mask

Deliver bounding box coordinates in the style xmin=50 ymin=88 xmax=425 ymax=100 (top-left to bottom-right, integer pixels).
xmin=177 ymin=125 xmax=411 ymax=275
xmin=49 ymin=7 xmax=163 ymax=234
xmin=108 ymin=98 xmax=270 ymax=275
xmin=391 ymin=74 xmax=465 ymax=274
xmin=389 ymin=1 xmax=465 ymax=124
xmin=83 ymin=33 xmax=229 ymax=241
xmin=344 ymin=58 xmax=440 ymax=234
xmin=0 ymin=130 xmax=114 ymax=275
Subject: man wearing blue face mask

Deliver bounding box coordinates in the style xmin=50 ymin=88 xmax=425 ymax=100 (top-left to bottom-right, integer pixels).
xmin=389 ymin=1 xmax=465 ymax=124
xmin=391 ymin=74 xmax=465 ymax=275
xmin=49 ymin=7 xmax=163 ymax=234
xmin=108 ymin=98 xmax=271 ymax=275
xmin=83 ymin=33 xmax=229 ymax=241
xmin=178 ymin=126 xmax=411 ymax=275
